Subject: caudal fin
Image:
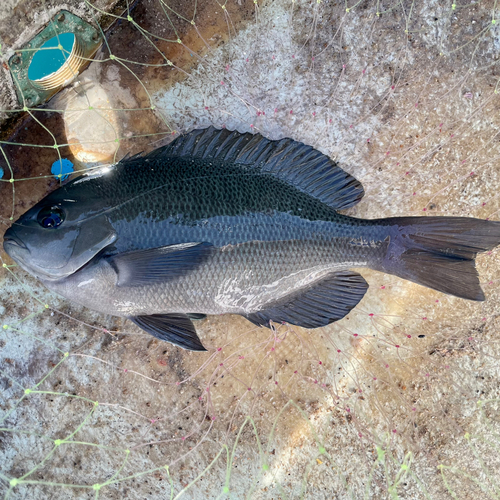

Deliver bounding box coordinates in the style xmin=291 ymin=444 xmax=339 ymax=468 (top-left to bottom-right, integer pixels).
xmin=379 ymin=217 xmax=500 ymax=301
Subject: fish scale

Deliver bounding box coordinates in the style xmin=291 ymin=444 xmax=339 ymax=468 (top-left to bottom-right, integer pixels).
xmin=113 ymin=238 xmax=384 ymax=316
xmin=106 ymin=157 xmax=366 ymax=251
xmin=4 ymin=126 xmax=500 ymax=351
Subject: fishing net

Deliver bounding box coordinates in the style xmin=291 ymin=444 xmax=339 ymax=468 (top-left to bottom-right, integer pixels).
xmin=1 ymin=0 xmax=500 ymax=498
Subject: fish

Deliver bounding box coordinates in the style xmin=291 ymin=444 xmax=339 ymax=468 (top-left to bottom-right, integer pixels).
xmin=3 ymin=127 xmax=500 ymax=351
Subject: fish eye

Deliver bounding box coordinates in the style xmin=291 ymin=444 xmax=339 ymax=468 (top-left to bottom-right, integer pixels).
xmin=37 ymin=206 xmax=65 ymax=229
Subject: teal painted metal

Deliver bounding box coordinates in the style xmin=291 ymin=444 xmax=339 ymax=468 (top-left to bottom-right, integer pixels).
xmin=8 ymin=10 xmax=102 ymax=108
xmin=27 ymin=33 xmax=76 ymax=81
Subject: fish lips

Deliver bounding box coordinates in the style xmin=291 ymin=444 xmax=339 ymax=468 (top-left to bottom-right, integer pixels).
xmin=3 ymin=224 xmax=76 ymax=280
xmin=3 ymin=228 xmax=29 ymax=260
xmin=3 ymin=229 xmax=28 ymax=252
xmin=3 ymin=228 xmax=35 ymax=276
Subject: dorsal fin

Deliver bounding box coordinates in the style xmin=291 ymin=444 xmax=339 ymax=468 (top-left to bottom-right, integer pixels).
xmin=133 ymin=127 xmax=364 ymax=211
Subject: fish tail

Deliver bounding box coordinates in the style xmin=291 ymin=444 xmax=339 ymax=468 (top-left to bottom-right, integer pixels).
xmin=377 ymin=216 xmax=500 ymax=301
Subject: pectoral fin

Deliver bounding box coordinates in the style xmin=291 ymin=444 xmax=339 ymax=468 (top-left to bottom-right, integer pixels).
xmin=245 ymin=271 xmax=368 ymax=329
xmin=108 ymin=242 xmax=214 ymax=287
xmin=129 ymin=313 xmax=206 ymax=351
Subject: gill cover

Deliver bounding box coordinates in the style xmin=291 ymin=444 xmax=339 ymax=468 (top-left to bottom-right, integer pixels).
xmin=63 ymin=215 xmax=117 ymax=277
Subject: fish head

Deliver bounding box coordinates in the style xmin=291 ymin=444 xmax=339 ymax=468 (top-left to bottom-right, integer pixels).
xmin=3 ymin=173 xmax=117 ymax=281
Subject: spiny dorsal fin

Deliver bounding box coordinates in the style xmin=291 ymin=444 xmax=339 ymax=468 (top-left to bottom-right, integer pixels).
xmin=135 ymin=127 xmax=364 ymax=211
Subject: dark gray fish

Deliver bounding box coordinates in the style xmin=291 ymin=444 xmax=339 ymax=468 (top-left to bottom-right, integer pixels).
xmin=4 ymin=127 xmax=500 ymax=350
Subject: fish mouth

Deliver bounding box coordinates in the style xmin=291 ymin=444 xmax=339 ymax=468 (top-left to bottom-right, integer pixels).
xmin=3 ymin=231 xmax=29 ymax=270
xmin=3 ymin=234 xmax=57 ymax=281
xmin=3 ymin=235 xmax=28 ymax=251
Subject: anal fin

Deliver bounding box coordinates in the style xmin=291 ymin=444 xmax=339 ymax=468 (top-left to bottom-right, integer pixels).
xmin=129 ymin=313 xmax=206 ymax=351
xmin=245 ymin=271 xmax=368 ymax=329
